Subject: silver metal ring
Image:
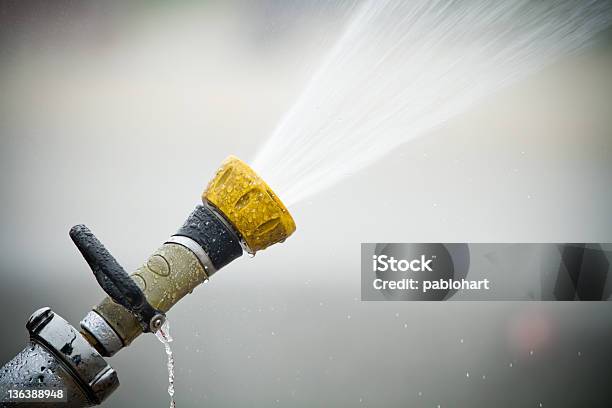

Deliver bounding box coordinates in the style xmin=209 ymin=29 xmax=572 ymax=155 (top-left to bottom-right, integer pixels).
xmin=80 ymin=311 xmax=124 ymax=357
xmin=165 ymin=235 xmax=216 ymax=277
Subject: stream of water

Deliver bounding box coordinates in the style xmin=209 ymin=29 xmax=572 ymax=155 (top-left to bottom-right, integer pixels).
xmin=155 ymin=320 xmax=176 ymax=408
xmin=252 ymin=0 xmax=612 ymax=206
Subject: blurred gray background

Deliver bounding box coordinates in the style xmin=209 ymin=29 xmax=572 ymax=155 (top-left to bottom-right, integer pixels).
xmin=1 ymin=1 xmax=612 ymax=407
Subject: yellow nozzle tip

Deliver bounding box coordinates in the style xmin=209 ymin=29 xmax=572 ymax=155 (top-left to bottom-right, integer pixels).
xmin=203 ymin=156 xmax=296 ymax=253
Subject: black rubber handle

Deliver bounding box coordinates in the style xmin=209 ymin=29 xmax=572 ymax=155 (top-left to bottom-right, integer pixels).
xmin=69 ymin=224 xmax=162 ymax=332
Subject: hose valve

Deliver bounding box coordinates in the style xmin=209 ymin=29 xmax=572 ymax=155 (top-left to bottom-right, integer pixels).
xmin=70 ymin=224 xmax=166 ymax=334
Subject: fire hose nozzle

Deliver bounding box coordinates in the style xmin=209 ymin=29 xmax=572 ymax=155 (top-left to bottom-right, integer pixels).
xmin=79 ymin=156 xmax=296 ymax=357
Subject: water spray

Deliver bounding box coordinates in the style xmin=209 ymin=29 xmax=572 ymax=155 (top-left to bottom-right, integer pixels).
xmin=253 ymin=0 xmax=612 ymax=205
xmin=0 ymin=156 xmax=296 ymax=407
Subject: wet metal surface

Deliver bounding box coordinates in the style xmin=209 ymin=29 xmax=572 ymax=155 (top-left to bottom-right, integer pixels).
xmin=0 ymin=308 xmax=118 ymax=407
